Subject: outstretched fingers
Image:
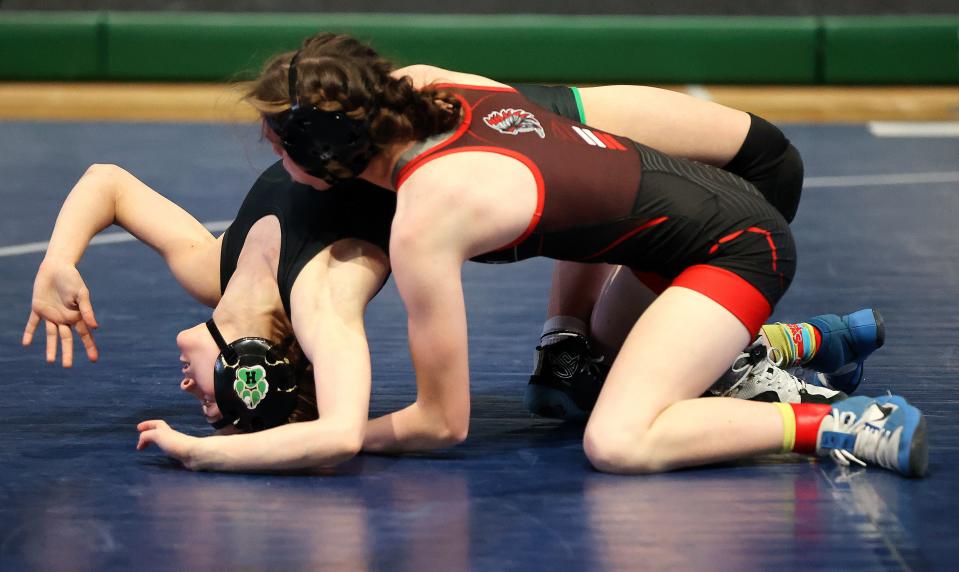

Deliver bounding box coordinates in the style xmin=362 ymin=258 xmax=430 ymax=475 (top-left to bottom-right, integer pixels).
xmin=136 ymin=430 xmax=155 ymax=451
xmin=75 ymin=320 xmax=99 ymax=363
xmin=135 ymin=420 xmax=197 ymax=469
xmin=22 ymin=311 xmax=40 ymax=346
xmin=59 ymin=324 xmax=74 ymax=368
xmin=137 ymin=420 xmax=169 ymax=432
xmin=135 ymin=420 xmax=168 ymax=450
xmin=45 ymin=320 xmax=57 ymax=363
xmin=77 ymin=288 xmax=99 ymax=330
xmin=29 ymin=311 xmax=99 ymax=367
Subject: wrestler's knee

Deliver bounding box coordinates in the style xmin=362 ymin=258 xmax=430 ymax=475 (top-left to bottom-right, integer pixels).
xmin=583 ymin=421 xmax=668 ymax=475
xmin=724 ymin=113 xmax=804 ymax=223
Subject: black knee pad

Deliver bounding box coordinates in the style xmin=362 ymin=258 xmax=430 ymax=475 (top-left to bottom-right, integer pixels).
xmin=724 ymin=113 xmax=804 ymax=223
xmin=768 ymin=144 xmax=803 ymax=223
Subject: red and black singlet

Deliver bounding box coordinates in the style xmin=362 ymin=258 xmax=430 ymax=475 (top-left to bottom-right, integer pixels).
xmin=392 ymin=84 xmax=796 ymax=333
xmin=395 ymin=84 xmax=645 ymax=259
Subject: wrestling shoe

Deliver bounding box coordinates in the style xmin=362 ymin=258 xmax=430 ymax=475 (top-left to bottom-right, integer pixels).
xmin=525 ymin=331 xmax=609 ymax=421
xmin=807 ymin=309 xmax=885 ymax=395
xmin=817 ymin=395 xmax=928 ymax=477
xmin=711 ymin=342 xmax=847 ymax=404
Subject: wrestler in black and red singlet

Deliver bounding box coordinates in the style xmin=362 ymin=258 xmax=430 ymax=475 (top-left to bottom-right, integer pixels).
xmin=393 ymin=84 xmax=796 ymax=334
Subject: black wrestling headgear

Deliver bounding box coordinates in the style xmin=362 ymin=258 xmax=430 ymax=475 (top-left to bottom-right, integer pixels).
xmin=205 ymin=319 xmax=299 ymax=432
xmin=265 ymin=50 xmax=377 ymax=185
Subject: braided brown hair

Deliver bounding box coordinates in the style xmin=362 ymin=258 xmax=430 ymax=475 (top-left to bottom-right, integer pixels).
xmin=245 ymin=33 xmax=462 ymax=151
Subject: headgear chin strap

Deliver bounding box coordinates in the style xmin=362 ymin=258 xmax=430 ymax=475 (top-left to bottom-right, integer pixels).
xmin=265 ymin=50 xmax=377 ymax=185
xmin=205 ymin=319 xmax=299 ymax=432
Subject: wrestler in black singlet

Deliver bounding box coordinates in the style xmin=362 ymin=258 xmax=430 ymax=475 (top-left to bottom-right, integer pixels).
xmin=393 ymin=85 xmax=796 ymax=333
xmin=220 ymin=161 xmax=396 ymax=314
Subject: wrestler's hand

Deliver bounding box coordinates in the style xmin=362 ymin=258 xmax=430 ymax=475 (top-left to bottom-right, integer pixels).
xmin=22 ymin=259 xmax=99 ymax=368
xmin=136 ymin=420 xmax=202 ymax=469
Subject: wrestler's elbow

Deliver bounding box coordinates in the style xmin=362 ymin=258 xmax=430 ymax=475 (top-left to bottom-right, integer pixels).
xmin=419 ymin=401 xmax=470 ymax=447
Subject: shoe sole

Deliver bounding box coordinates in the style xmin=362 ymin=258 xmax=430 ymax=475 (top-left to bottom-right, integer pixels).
xmin=909 ymin=415 xmax=929 ymax=478
xmin=746 ymin=389 xmax=848 ymax=404
xmin=872 ymin=309 xmax=886 ymax=350
xmin=524 ymin=384 xmax=590 ymax=422
xmin=849 ymin=308 xmax=885 ymax=355
xmin=879 ymin=394 xmax=928 ymax=478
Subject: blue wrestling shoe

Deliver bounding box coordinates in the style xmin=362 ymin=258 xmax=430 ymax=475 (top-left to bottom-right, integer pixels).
xmin=525 ymin=331 xmax=608 ymax=422
xmin=806 ymin=309 xmax=885 ymax=395
xmin=817 ymin=395 xmax=928 ymax=477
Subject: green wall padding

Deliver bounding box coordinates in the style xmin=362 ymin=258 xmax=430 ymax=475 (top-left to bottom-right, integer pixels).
xmin=0 ymin=12 xmax=102 ymax=80
xmin=0 ymin=11 xmax=957 ymax=83
xmin=823 ymin=16 xmax=959 ymax=84
xmin=103 ymin=13 xmax=818 ymax=83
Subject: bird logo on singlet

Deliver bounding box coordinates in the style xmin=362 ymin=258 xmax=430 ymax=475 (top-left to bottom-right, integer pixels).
xmin=483 ymin=108 xmax=546 ymax=138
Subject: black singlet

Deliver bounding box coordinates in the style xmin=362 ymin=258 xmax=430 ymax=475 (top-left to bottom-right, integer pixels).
xmin=219 ymin=161 xmax=396 ymax=316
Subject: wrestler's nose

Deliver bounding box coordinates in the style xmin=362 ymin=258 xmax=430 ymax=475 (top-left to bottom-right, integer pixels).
xmin=181 ymin=378 xmax=203 ymax=400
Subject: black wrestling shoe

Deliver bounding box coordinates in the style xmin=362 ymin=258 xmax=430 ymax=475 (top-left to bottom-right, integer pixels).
xmin=524 ymin=331 xmax=609 ymax=421
xmin=710 ymin=341 xmax=847 ymax=404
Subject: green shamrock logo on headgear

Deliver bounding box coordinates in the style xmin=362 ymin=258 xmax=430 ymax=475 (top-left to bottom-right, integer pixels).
xmin=234 ymin=365 xmax=269 ymax=409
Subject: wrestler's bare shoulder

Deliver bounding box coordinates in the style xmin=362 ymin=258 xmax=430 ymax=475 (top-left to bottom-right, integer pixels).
xmin=393 ymin=64 xmax=510 ymax=90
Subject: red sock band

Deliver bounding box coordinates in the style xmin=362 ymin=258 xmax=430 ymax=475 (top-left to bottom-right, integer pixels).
xmin=790 ymin=403 xmax=832 ymax=454
xmin=812 ymin=326 xmax=822 ymax=357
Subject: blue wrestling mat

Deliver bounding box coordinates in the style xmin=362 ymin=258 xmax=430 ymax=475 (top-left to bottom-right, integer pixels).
xmin=1 ymin=120 xmax=957 ymax=570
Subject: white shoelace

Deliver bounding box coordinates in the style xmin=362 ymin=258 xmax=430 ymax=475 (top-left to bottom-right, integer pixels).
xmin=824 ymin=408 xmax=900 ymax=471
xmin=721 ymin=352 xmax=811 ymax=399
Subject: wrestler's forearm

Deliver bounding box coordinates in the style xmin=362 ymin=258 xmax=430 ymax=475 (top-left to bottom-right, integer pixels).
xmin=361 ymin=313 xmax=472 ymax=453
xmin=43 ymin=163 xmax=220 ymax=304
xmin=44 ymin=164 xmax=125 ymax=264
xmin=190 ymin=419 xmax=363 ymax=472
xmin=363 ymin=402 xmax=466 ymax=453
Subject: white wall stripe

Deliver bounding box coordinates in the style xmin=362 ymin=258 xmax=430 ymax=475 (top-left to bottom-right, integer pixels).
xmin=805 ymin=171 xmax=959 ymax=188
xmin=869 ymin=122 xmax=959 ymax=138
xmin=0 ymin=220 xmax=231 ymax=258
xmin=2 ymin=171 xmax=956 ymax=258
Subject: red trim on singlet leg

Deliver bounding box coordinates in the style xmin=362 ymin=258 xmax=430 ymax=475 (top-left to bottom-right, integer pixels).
xmin=583 ymin=216 xmax=669 ymax=260
xmin=748 ymin=227 xmax=779 ymax=271
xmin=671 ymin=264 xmax=772 ymax=334
xmin=396 ymin=93 xmax=473 ymax=187
xmin=707 ymin=227 xmax=779 ymax=272
xmin=708 ymin=230 xmax=745 ymax=254
xmin=394 ymin=146 xmax=545 ymax=252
